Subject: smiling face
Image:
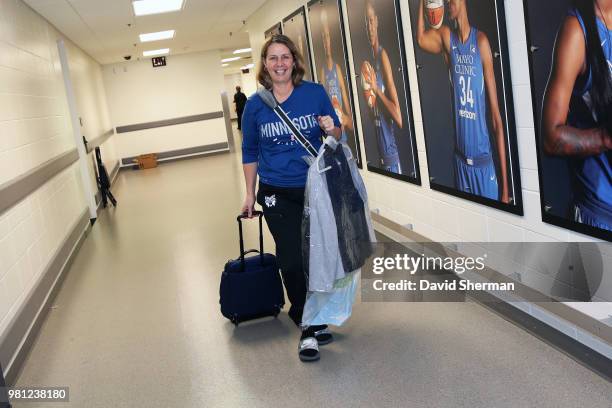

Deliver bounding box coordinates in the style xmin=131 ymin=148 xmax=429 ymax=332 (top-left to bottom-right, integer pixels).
xmin=263 ymin=43 xmax=294 ymax=85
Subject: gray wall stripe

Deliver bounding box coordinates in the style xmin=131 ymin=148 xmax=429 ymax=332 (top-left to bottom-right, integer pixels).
xmin=115 ymin=112 xmax=224 ymax=134
xmin=220 ymin=93 xmax=235 ymax=152
xmin=0 ymin=149 xmax=79 ymax=216
xmin=370 ymin=212 xmax=612 ymax=344
xmin=0 ymin=209 xmax=90 ymax=384
xmin=109 ymin=160 xmax=120 ymax=184
xmin=85 ymin=129 xmax=114 ymax=153
xmin=121 ymin=143 xmax=229 ymax=166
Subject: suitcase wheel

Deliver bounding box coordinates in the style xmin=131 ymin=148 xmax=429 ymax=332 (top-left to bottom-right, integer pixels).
xmin=273 ymin=306 xmax=281 ymax=318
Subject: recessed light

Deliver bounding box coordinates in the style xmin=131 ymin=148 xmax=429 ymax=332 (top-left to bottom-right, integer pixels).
xmin=221 ymin=56 xmax=241 ymax=63
xmin=139 ymin=30 xmax=175 ymax=42
xmin=222 ymin=63 xmax=229 ymax=67
xmin=132 ymin=0 xmax=184 ymax=17
xmin=241 ymin=63 xmax=254 ymax=69
xmin=233 ymin=48 xmax=252 ymax=54
xmin=143 ymin=48 xmax=169 ymax=57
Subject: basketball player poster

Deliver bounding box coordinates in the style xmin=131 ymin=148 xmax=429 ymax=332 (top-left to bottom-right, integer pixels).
xmin=264 ymin=23 xmax=282 ymax=40
xmin=524 ymin=0 xmax=611 ymax=241
xmin=407 ymin=0 xmax=523 ymax=214
xmin=307 ymin=0 xmax=363 ymax=167
xmin=345 ymin=0 xmax=421 ymax=184
xmin=282 ymin=7 xmax=314 ymax=82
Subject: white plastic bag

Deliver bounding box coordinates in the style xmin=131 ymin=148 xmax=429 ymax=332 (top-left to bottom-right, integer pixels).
xmin=301 ymin=271 xmax=360 ymax=327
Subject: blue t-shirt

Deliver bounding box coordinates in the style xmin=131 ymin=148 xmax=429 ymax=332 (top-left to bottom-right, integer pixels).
xmin=241 ymin=81 xmax=340 ymax=187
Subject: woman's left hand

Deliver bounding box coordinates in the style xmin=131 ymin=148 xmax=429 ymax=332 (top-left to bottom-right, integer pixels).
xmin=318 ymin=115 xmax=335 ymax=135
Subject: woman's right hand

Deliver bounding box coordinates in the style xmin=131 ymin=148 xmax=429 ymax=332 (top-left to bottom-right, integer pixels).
xmin=241 ymin=194 xmax=256 ymax=218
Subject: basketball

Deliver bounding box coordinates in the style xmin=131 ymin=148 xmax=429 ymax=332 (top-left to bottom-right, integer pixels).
xmin=426 ymin=0 xmax=444 ymax=29
xmin=360 ymin=60 xmax=376 ymax=108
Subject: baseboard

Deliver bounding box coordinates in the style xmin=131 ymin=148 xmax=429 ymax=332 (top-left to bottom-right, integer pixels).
xmin=120 ymin=143 xmax=230 ymax=168
xmin=109 ymin=160 xmax=120 ymax=185
xmin=371 ymin=211 xmax=612 ymax=380
xmin=0 ymin=362 xmax=8 ymax=407
xmin=0 ymin=209 xmax=90 ymax=385
xmin=470 ymin=290 xmax=612 ymax=382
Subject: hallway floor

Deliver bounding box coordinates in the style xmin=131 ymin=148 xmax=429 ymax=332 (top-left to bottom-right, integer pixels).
xmin=13 ymin=131 xmax=612 ymax=407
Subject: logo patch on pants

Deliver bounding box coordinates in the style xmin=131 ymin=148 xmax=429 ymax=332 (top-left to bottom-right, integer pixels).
xmin=264 ymin=194 xmax=276 ymax=208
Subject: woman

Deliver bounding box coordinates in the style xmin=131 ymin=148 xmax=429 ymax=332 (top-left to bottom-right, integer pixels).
xmin=240 ymin=35 xmax=342 ymax=361
xmin=542 ymin=0 xmax=612 ymax=231
xmin=320 ymin=8 xmax=354 ymax=143
xmin=416 ymin=0 xmax=510 ymax=203
xmin=362 ymin=0 xmax=404 ymax=174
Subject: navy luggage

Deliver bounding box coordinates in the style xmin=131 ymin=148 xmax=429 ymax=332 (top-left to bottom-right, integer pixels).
xmin=220 ymin=211 xmax=285 ymax=325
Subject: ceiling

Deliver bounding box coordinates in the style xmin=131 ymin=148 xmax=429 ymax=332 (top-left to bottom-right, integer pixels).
xmin=24 ymin=0 xmax=266 ymax=65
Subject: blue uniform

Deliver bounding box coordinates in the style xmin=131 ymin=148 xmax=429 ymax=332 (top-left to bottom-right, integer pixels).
xmin=373 ymin=46 xmax=401 ymax=174
xmin=323 ymin=64 xmax=348 ymax=143
xmin=241 ymin=81 xmax=340 ymax=188
xmin=450 ymin=28 xmax=498 ymax=200
xmin=568 ymin=9 xmax=612 ymax=231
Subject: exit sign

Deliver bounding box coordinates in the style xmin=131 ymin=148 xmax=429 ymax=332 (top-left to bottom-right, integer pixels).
xmin=152 ymin=56 xmax=166 ymax=67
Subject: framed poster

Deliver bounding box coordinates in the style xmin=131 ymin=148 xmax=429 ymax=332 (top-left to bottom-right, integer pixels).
xmin=308 ymin=0 xmax=363 ymax=167
xmin=345 ymin=0 xmax=421 ymax=184
xmin=524 ymin=0 xmax=611 ymax=241
xmin=283 ymin=7 xmax=314 ymax=81
xmin=407 ymin=0 xmax=523 ymax=214
xmin=264 ymin=22 xmax=282 ymax=39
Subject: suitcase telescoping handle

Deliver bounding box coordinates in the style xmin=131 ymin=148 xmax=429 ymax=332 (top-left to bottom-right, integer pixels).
xmin=237 ymin=211 xmax=265 ymax=270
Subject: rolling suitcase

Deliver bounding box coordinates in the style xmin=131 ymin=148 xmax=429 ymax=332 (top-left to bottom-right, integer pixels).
xmin=220 ymin=211 xmax=285 ymax=325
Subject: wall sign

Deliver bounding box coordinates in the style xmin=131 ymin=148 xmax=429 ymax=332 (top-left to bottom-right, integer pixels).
xmin=152 ymin=56 xmax=166 ymax=67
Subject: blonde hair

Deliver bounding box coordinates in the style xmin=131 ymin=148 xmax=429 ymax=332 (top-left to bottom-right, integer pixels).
xmin=257 ymin=34 xmax=306 ymax=89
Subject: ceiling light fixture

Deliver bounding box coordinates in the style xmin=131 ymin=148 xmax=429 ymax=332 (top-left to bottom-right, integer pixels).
xmin=143 ymin=48 xmax=170 ymax=57
xmin=221 ymin=56 xmax=241 ymax=63
xmin=241 ymin=63 xmax=254 ymax=69
xmin=222 ymin=63 xmax=229 ymax=67
xmin=233 ymin=48 xmax=252 ymax=54
xmin=139 ymin=30 xmax=175 ymax=42
xmin=132 ymin=0 xmax=184 ymax=17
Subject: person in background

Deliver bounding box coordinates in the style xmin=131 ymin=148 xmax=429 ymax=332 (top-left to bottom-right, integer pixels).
xmin=233 ymin=86 xmax=247 ymax=130
xmin=240 ymin=35 xmax=342 ymax=362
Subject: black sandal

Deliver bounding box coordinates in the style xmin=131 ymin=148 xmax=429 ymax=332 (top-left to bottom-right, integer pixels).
xmin=298 ymin=337 xmax=320 ymax=362
xmin=313 ymin=326 xmax=333 ymax=345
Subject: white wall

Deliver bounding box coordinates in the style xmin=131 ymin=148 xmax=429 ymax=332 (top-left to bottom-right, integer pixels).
xmin=102 ymin=51 xmax=228 ymax=160
xmin=62 ymin=39 xmax=117 ymax=209
xmin=224 ymin=73 xmax=242 ymax=119
xmin=241 ymin=69 xmax=258 ymax=97
xmin=245 ymin=0 xmax=304 ymax=70
xmin=245 ymin=0 xmax=611 ymax=355
xmin=0 ymin=0 xmax=88 ymax=351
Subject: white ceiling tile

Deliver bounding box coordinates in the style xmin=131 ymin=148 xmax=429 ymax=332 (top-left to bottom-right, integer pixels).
xmin=24 ymin=0 xmax=265 ymax=64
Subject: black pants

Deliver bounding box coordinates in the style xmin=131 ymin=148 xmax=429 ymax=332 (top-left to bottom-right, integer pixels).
xmin=237 ymin=109 xmax=244 ymax=130
xmin=257 ymin=183 xmax=306 ymax=327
